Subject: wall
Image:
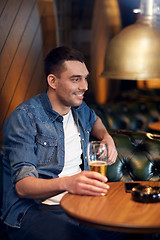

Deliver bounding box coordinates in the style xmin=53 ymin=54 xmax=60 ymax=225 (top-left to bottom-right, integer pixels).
xmin=0 ymin=0 xmax=57 ymax=140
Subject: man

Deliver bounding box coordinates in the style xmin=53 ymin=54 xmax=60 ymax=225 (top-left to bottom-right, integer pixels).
xmin=2 ymin=46 xmax=124 ymax=240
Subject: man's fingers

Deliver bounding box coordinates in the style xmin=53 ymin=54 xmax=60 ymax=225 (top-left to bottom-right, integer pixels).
xmin=78 ymin=181 xmax=110 ymax=196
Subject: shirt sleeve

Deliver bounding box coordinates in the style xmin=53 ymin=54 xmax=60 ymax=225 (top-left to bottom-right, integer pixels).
xmin=3 ymin=107 xmax=39 ymax=184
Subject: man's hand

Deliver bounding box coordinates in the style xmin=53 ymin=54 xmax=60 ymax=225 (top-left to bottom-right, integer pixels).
xmin=15 ymin=171 xmax=109 ymax=200
xmin=63 ymin=171 xmax=109 ymax=196
xmin=102 ymin=134 xmax=117 ymax=165
xmin=91 ymin=117 xmax=118 ymax=165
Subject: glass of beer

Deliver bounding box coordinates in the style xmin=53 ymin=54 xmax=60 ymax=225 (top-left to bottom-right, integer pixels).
xmin=87 ymin=141 xmax=108 ymax=176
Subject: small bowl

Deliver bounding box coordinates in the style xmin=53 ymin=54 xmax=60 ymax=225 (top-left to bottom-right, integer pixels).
xmin=131 ymin=185 xmax=160 ymax=203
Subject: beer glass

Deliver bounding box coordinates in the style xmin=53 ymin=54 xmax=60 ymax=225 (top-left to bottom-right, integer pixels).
xmin=87 ymin=141 xmax=109 ymax=176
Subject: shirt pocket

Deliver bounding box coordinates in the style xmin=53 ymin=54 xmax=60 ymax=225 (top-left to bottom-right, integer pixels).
xmin=35 ymin=134 xmax=58 ymax=165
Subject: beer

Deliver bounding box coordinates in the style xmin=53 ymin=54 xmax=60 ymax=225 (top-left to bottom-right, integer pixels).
xmin=89 ymin=161 xmax=107 ymax=176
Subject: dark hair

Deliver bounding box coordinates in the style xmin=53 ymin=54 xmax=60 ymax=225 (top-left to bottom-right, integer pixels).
xmin=44 ymin=46 xmax=85 ymax=79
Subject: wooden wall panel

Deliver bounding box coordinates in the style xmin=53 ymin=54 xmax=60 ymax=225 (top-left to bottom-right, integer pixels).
xmin=0 ymin=0 xmax=7 ymax=15
xmin=0 ymin=0 xmax=58 ymax=140
xmin=0 ymin=0 xmax=42 ymax=129
xmin=25 ymin=50 xmax=45 ymax=100
xmin=6 ymin=26 xmax=43 ymax=119
xmin=0 ymin=0 xmax=37 ymax=90
xmin=0 ymin=0 xmax=22 ymax=51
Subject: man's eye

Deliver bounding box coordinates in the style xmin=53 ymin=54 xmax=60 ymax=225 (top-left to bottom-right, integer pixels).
xmin=73 ymin=78 xmax=79 ymax=82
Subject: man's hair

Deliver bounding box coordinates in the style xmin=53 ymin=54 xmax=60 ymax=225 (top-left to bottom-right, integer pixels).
xmin=44 ymin=46 xmax=85 ymax=79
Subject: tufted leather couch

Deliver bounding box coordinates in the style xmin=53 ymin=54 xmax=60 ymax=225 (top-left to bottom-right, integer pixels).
xmin=91 ymin=93 xmax=160 ymax=132
xmin=107 ymin=129 xmax=160 ymax=182
xmin=91 ymin=90 xmax=160 ymax=182
xmin=0 ymin=130 xmax=160 ymax=239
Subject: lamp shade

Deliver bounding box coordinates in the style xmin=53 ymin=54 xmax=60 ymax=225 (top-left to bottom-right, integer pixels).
xmin=101 ymin=0 xmax=160 ymax=80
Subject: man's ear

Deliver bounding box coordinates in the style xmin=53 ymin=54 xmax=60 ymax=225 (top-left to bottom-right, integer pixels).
xmin=47 ymin=74 xmax=57 ymax=89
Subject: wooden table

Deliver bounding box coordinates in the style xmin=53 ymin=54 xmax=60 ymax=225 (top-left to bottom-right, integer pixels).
xmin=61 ymin=182 xmax=160 ymax=234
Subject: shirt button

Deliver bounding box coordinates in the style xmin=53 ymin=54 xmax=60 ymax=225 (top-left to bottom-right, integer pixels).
xmin=44 ymin=142 xmax=47 ymax=145
xmin=61 ymin=148 xmax=63 ymax=151
xmin=60 ymin=130 xmax=63 ymax=132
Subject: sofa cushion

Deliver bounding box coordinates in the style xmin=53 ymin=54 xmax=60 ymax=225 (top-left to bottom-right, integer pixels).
xmin=108 ymin=130 xmax=160 ymax=182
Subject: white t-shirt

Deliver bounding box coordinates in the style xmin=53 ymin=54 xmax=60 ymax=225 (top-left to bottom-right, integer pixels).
xmin=42 ymin=110 xmax=82 ymax=205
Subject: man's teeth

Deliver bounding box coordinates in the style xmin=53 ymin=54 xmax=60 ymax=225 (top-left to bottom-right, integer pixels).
xmin=77 ymin=93 xmax=83 ymax=96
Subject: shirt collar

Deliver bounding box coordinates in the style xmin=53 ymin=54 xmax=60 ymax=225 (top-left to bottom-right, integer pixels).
xmin=40 ymin=90 xmax=84 ymax=121
xmin=40 ymin=90 xmax=61 ymax=121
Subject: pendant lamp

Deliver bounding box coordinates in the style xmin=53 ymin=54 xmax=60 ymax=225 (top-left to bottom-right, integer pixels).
xmin=101 ymin=0 xmax=160 ymax=80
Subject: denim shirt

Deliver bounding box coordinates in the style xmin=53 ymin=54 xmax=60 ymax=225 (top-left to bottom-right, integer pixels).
xmin=1 ymin=91 xmax=97 ymax=228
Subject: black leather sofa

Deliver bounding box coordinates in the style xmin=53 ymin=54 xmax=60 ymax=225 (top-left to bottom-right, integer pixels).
xmin=107 ymin=129 xmax=160 ymax=182
xmin=0 ymin=130 xmax=160 ymax=239
xmin=91 ymin=92 xmax=160 ymax=132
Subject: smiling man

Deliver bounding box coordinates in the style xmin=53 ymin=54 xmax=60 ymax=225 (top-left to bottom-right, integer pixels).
xmin=1 ymin=46 xmax=127 ymax=240
xmin=47 ymin=60 xmax=89 ymax=114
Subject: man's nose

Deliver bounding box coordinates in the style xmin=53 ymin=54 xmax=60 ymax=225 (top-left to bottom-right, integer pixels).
xmin=80 ymin=78 xmax=88 ymax=91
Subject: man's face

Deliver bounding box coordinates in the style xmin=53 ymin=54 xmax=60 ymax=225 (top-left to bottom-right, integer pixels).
xmin=53 ymin=60 xmax=89 ymax=109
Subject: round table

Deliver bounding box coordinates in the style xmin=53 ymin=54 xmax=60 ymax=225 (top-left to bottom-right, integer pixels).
xmin=61 ymin=182 xmax=160 ymax=233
